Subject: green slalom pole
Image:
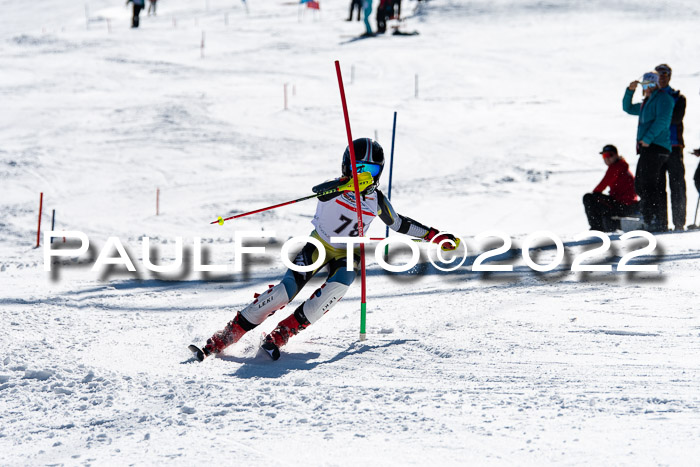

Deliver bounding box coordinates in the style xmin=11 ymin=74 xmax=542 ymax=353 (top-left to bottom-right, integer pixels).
xmin=384 ymin=111 xmax=397 ymax=259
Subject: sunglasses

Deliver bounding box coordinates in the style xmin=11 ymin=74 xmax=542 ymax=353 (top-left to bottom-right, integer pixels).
xmin=355 ymin=162 xmax=382 ymax=177
xmin=602 ymin=152 xmax=616 ymax=159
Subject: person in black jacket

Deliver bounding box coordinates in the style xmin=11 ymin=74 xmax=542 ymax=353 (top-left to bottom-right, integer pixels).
xmin=126 ymin=0 xmax=145 ymax=28
xmin=692 ymin=148 xmax=700 ymax=221
xmin=656 ymin=64 xmax=687 ymax=231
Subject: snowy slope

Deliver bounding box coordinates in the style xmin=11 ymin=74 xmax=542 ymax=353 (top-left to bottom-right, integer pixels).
xmin=2 ymin=0 xmax=700 ymax=465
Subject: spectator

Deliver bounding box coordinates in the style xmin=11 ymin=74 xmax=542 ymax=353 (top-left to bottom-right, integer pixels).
xmin=392 ymin=0 xmax=402 ymax=19
xmin=655 ymin=64 xmax=687 ymax=231
xmin=583 ymin=145 xmax=639 ymax=232
xmin=347 ymin=0 xmax=361 ymax=21
xmin=694 ymin=148 xmax=700 ymax=194
xmin=376 ymin=0 xmax=392 ymax=33
xmin=362 ymin=0 xmax=373 ymax=36
xmin=126 ymin=0 xmax=145 ymax=28
xmin=147 ymin=0 xmax=157 ymax=16
xmin=622 ymin=71 xmax=674 ymax=232
xmin=693 ymin=148 xmax=700 ymax=228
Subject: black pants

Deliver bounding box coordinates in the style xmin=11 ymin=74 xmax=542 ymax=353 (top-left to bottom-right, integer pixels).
xmin=659 ymin=146 xmax=686 ymax=228
xmin=376 ymin=5 xmax=391 ymax=33
xmin=348 ymin=0 xmax=361 ymax=20
xmin=583 ymin=193 xmax=639 ymax=232
xmin=636 ymin=144 xmax=669 ymax=230
xmin=132 ymin=4 xmax=142 ymax=27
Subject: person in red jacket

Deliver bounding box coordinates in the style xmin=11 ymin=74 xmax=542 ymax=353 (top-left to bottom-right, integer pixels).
xmin=583 ymin=144 xmax=640 ymax=232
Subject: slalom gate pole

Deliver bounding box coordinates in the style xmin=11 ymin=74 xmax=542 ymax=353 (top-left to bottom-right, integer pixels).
xmin=35 ymin=192 xmax=43 ymax=248
xmin=335 ymin=60 xmax=368 ymax=342
xmin=384 ymin=111 xmax=397 ymax=259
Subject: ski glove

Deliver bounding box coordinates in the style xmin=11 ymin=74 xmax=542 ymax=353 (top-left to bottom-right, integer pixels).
xmin=313 ymin=172 xmax=375 ymax=201
xmin=424 ymin=227 xmax=460 ymax=251
xmin=313 ymin=178 xmax=346 ymax=201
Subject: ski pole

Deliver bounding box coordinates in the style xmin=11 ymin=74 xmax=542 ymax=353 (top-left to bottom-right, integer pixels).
xmin=212 ymin=172 xmax=373 ymax=225
xmin=212 ymin=192 xmax=323 ymax=225
xmin=693 ymin=195 xmax=699 ymax=226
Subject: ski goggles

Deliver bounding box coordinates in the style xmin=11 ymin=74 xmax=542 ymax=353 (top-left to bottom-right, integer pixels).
xmin=354 ymin=161 xmax=382 ymax=177
xmin=641 ymin=82 xmax=656 ymax=90
xmin=601 ymin=151 xmax=616 ymax=159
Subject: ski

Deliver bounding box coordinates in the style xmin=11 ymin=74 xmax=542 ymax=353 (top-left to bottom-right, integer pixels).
xmin=188 ymin=344 xmax=207 ymax=362
xmin=261 ymin=340 xmax=281 ymax=360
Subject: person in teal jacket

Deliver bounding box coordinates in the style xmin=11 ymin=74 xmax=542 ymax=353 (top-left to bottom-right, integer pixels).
xmin=622 ymin=71 xmax=675 ymax=231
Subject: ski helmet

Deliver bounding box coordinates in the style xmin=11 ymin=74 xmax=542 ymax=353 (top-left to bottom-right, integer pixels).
xmin=342 ymin=138 xmax=385 ymax=192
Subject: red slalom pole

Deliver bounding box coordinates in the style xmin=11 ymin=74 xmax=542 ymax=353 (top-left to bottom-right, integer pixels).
xmin=335 ymin=60 xmax=368 ymax=342
xmin=35 ymin=192 xmax=43 ymax=248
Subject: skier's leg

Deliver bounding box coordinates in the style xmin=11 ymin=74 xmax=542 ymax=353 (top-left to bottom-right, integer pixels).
xmin=362 ymin=0 xmax=373 ymax=34
xmin=263 ymin=255 xmax=358 ymax=359
xmin=202 ymin=241 xmax=325 ymax=356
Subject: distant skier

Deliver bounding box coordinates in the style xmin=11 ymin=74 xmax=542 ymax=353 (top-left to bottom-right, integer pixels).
xmin=190 ymin=138 xmax=459 ymax=361
xmin=126 ymin=0 xmax=145 ymax=28
xmin=362 ymin=0 xmax=373 ymax=36
xmin=347 ymin=0 xmax=361 ymax=21
xmin=147 ymin=0 xmax=157 ymax=16
xmin=376 ymin=0 xmax=392 ymax=34
xmin=582 ymin=144 xmax=639 ymax=232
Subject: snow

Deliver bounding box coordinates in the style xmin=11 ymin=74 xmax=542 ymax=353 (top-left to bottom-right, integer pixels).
xmin=2 ymin=0 xmax=700 ymax=464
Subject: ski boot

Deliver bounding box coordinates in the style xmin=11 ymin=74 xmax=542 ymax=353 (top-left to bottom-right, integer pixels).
xmin=261 ymin=307 xmax=310 ymax=361
xmin=189 ymin=312 xmax=252 ymax=362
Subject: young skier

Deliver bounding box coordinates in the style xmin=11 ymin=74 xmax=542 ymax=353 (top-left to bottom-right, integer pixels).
xmin=190 ymin=138 xmax=459 ymax=361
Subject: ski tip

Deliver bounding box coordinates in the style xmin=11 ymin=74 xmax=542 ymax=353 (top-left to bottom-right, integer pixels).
xmin=188 ymin=344 xmax=206 ymax=362
xmin=261 ymin=341 xmax=281 ymax=361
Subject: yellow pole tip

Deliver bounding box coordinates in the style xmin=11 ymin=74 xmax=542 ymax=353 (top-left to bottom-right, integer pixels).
xmin=217 ymin=216 xmax=224 ymax=225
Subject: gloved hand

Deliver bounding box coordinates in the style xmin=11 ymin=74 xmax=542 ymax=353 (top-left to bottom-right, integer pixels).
xmin=423 ymin=227 xmax=460 ymax=251
xmin=312 ymin=172 xmax=375 ymax=201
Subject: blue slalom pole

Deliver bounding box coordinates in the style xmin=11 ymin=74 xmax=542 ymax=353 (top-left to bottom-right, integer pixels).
xmin=384 ymin=111 xmax=397 ymax=258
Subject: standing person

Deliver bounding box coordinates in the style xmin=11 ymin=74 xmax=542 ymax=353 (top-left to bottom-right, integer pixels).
xmin=392 ymin=0 xmax=402 ymax=19
xmin=147 ymin=0 xmax=157 ymax=16
xmin=622 ymin=71 xmax=675 ymax=232
xmin=694 ymin=148 xmax=700 ymax=194
xmin=126 ymin=0 xmax=145 ymax=28
xmin=362 ymin=0 xmax=374 ymax=36
xmin=582 ymin=145 xmax=639 ymax=232
xmin=692 ymin=148 xmax=700 ymax=226
xmin=655 ymin=64 xmax=687 ymax=231
xmin=347 ymin=0 xmax=361 ymax=21
xmin=189 ymin=138 xmax=459 ymax=361
xmin=376 ymin=0 xmax=392 ymax=33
